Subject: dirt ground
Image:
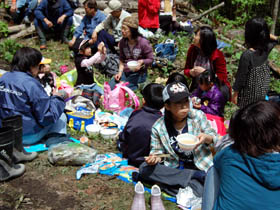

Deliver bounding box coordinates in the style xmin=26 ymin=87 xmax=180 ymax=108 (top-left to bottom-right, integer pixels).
xmin=0 ymin=34 xmax=182 ymax=210
xmin=0 ymin=135 xmax=178 ymax=210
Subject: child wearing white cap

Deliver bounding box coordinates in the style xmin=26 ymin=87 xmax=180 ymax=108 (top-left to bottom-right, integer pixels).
xmin=74 ymin=40 xmax=106 ymax=85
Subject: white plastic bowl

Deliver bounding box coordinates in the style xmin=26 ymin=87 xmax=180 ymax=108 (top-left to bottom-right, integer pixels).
xmin=86 ymin=124 xmax=101 ymax=136
xmin=100 ymin=128 xmax=118 ymax=139
xmin=177 ymin=133 xmax=199 ymax=151
xmin=127 ymin=61 xmax=138 ymax=71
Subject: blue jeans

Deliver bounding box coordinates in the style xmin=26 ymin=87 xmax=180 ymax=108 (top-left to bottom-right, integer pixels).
xmin=109 ymin=72 xmax=147 ymax=91
xmin=202 ymin=166 xmax=220 ymax=210
xmin=22 ymin=113 xmax=67 ymax=145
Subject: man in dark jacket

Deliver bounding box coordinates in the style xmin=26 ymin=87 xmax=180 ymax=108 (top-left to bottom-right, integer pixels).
xmin=34 ymin=0 xmax=73 ymax=49
xmin=118 ymin=83 xmax=164 ymax=167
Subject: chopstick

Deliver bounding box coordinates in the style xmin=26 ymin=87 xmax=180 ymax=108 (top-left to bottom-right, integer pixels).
xmin=144 ymin=154 xmax=171 ymax=158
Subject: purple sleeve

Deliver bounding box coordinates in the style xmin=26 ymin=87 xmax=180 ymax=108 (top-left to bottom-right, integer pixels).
xmin=191 ymin=87 xmax=201 ymax=98
xmin=141 ymin=38 xmax=153 ymax=67
xmin=201 ymin=92 xmax=225 ymax=116
xmin=119 ymin=39 xmax=125 ymax=62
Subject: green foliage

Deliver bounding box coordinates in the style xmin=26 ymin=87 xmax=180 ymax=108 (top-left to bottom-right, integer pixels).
xmin=210 ymin=0 xmax=269 ymax=30
xmin=0 ymin=2 xmax=9 ymax=8
xmin=0 ymin=39 xmax=23 ymax=62
xmin=270 ymin=77 xmax=280 ymax=93
xmin=269 ymin=49 xmax=280 ymax=67
xmin=68 ymin=25 xmax=76 ymax=39
xmin=0 ymin=21 xmax=9 ymax=38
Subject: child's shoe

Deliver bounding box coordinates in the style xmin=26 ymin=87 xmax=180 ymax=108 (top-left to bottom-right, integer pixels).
xmin=151 ymin=185 xmax=165 ymax=210
xmin=131 ymin=181 xmax=146 ymax=210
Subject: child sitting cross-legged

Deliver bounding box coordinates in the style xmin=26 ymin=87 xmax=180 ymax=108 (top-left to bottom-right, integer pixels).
xmin=135 ymin=82 xmax=218 ymax=197
xmin=191 ymin=69 xmax=229 ymax=136
xmin=118 ymin=83 xmax=164 ymax=167
xmin=74 ymin=39 xmax=106 ymax=86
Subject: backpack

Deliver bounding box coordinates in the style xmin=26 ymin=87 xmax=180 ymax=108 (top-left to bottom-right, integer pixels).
xmin=67 ymin=0 xmax=80 ymax=9
xmin=103 ymin=82 xmax=140 ymax=113
xmin=94 ymin=53 xmax=119 ymax=77
xmin=154 ymin=39 xmax=178 ymax=64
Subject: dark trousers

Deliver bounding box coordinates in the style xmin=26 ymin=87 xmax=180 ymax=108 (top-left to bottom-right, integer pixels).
xmin=34 ymin=16 xmax=73 ymax=44
xmin=91 ymin=29 xmax=117 ymax=54
xmin=139 ymin=162 xmax=205 ymax=197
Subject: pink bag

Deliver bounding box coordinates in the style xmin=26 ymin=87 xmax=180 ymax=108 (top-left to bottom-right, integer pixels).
xmin=58 ymin=80 xmax=74 ymax=97
xmin=103 ymin=82 xmax=140 ymax=113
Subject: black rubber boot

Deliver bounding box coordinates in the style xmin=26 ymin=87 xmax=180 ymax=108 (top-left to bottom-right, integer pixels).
xmin=2 ymin=115 xmax=38 ymax=163
xmin=61 ymin=24 xmax=71 ymax=44
xmin=0 ymin=127 xmax=25 ymax=182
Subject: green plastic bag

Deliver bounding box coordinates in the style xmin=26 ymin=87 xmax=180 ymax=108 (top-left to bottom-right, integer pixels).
xmin=59 ymin=69 xmax=78 ymax=87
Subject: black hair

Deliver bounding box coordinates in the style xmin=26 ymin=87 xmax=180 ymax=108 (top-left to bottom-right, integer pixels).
xmin=141 ymin=83 xmax=164 ymax=110
xmin=130 ymin=26 xmax=141 ymax=40
xmin=79 ymin=41 xmax=91 ymax=52
xmin=198 ymin=69 xmax=230 ymax=102
xmin=166 ymin=72 xmax=189 ymax=89
xmin=198 ymin=69 xmax=215 ymax=85
xmin=245 ymin=17 xmax=270 ymax=53
xmin=11 ymin=47 xmax=42 ymax=73
xmin=230 ymin=101 xmax=280 ymax=157
xmin=164 ymin=97 xmax=190 ymax=137
xmin=199 ymin=26 xmax=217 ymax=57
xmin=83 ymin=0 xmax=97 ymax=9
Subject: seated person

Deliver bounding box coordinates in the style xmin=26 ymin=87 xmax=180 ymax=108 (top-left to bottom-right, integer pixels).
xmin=118 ymin=83 xmax=164 ymax=167
xmin=74 ymin=39 xmax=106 ymax=85
xmin=184 ymin=26 xmax=231 ymax=93
xmin=213 ymin=100 xmax=280 ymax=210
xmin=137 ymin=82 xmax=218 ymax=196
xmin=9 ymin=0 xmax=38 ymax=24
xmin=0 ymin=47 xmax=67 ymax=145
xmin=91 ymin=0 xmax=131 ymax=48
xmin=34 ymin=0 xmax=74 ymax=49
xmin=110 ymin=15 xmax=153 ymax=90
xmin=166 ymin=72 xmax=189 ymax=89
xmin=37 ymin=57 xmax=56 ymax=96
xmin=191 ymin=69 xmax=227 ymax=136
xmin=69 ymin=0 xmax=114 ymax=54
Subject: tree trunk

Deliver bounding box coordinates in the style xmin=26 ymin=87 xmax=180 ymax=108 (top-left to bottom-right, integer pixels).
xmin=271 ymin=0 xmax=280 ymax=34
xmin=191 ymin=2 xmax=225 ymax=22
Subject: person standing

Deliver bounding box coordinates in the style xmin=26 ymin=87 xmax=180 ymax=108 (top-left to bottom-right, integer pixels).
xmin=138 ymin=0 xmax=160 ymax=33
xmin=232 ymin=17 xmax=279 ymax=108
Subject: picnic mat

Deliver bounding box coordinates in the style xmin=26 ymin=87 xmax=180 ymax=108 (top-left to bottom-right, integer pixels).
xmin=76 ymin=153 xmax=177 ymax=203
xmin=24 ymin=137 xmax=80 ymax=153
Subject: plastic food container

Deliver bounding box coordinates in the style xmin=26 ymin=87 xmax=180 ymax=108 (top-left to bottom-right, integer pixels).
xmin=127 ymin=61 xmax=138 ymax=71
xmin=86 ymin=124 xmax=101 ymax=136
xmin=177 ymin=133 xmax=199 ymax=151
xmin=100 ymin=128 xmax=118 ymax=139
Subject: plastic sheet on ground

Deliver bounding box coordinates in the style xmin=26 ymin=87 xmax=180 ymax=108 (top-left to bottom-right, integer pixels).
xmin=48 ymin=142 xmax=98 ymax=166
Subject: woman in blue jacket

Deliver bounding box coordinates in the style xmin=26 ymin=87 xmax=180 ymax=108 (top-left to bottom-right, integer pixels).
xmin=0 ymin=47 xmax=67 ymax=145
xmin=213 ymin=100 xmax=280 ymax=210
